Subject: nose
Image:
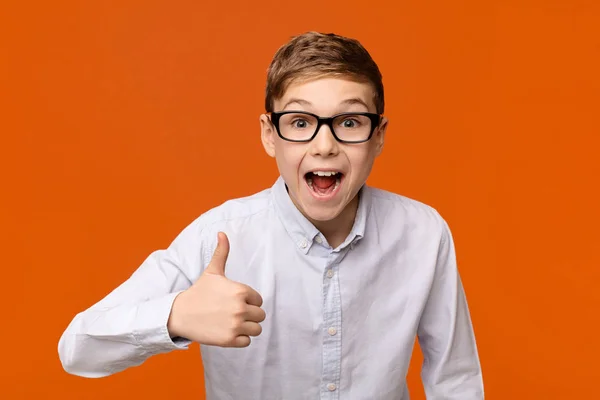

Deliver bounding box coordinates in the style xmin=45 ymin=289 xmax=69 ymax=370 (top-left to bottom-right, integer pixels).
xmin=308 ymin=124 xmax=339 ymax=157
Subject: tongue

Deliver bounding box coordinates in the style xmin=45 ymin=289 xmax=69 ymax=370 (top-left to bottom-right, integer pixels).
xmin=312 ymin=175 xmax=336 ymax=189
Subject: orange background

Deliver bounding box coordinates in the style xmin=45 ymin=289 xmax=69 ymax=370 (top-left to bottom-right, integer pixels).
xmin=1 ymin=0 xmax=599 ymax=399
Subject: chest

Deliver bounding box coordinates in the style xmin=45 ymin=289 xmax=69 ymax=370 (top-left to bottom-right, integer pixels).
xmin=221 ymin=231 xmax=438 ymax=336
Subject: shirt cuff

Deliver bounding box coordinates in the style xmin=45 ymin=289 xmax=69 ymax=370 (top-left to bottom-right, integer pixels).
xmin=133 ymin=291 xmax=192 ymax=354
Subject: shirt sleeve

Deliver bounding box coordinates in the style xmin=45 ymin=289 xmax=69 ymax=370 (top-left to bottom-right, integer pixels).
xmin=57 ymin=216 xmax=207 ymax=378
xmin=417 ymin=218 xmax=485 ymax=399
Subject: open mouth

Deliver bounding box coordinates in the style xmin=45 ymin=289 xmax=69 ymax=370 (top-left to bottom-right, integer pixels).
xmin=304 ymin=171 xmax=343 ymax=197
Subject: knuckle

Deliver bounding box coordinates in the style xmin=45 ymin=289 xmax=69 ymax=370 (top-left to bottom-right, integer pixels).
xmin=230 ymin=315 xmax=241 ymax=327
xmin=232 ymin=303 xmax=246 ymax=317
xmin=234 ymin=284 xmax=250 ymax=297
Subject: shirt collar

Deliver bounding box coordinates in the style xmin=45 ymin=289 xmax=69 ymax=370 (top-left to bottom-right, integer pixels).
xmin=271 ymin=176 xmax=372 ymax=253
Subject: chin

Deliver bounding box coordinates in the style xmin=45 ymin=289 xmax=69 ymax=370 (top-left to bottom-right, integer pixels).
xmin=300 ymin=204 xmax=345 ymax=223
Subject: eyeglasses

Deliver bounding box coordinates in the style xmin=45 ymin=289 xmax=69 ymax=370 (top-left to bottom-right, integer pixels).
xmin=269 ymin=111 xmax=382 ymax=143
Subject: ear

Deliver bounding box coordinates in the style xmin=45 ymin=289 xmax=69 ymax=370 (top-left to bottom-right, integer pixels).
xmin=373 ymin=116 xmax=389 ymax=156
xmin=260 ymin=114 xmax=276 ymax=158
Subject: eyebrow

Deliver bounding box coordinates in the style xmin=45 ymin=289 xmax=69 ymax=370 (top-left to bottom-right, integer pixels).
xmin=282 ymin=98 xmax=311 ymax=110
xmin=281 ymin=98 xmax=371 ymax=112
xmin=339 ymin=98 xmax=370 ymax=111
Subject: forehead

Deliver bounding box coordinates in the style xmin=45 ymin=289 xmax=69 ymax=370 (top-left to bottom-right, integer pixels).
xmin=275 ymin=77 xmax=377 ymax=113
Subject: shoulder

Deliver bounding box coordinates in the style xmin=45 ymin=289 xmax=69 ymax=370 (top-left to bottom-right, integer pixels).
xmin=168 ymin=186 xmax=272 ymax=246
xmin=175 ymin=186 xmax=273 ymax=260
xmin=197 ymin=187 xmax=273 ymax=227
xmin=179 ymin=187 xmax=273 ymax=243
xmin=367 ymin=186 xmax=450 ymax=238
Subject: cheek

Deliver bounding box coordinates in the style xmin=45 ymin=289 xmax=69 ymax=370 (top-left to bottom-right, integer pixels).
xmin=347 ymin=149 xmax=377 ymax=175
xmin=274 ymin=142 xmax=305 ymax=176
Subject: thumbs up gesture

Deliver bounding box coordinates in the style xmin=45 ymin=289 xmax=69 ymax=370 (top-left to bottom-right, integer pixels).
xmin=167 ymin=232 xmax=265 ymax=347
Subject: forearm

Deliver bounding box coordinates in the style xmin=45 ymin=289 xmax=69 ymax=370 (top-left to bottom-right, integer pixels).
xmin=58 ymin=291 xmax=190 ymax=377
xmin=419 ymin=287 xmax=483 ymax=399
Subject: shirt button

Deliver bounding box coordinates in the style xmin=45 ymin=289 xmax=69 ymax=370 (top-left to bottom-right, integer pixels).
xmin=328 ymin=327 xmax=337 ymax=336
xmin=300 ymin=238 xmax=308 ymax=248
xmin=327 ymin=383 xmax=337 ymax=391
xmin=315 ymin=236 xmax=323 ymax=244
xmin=326 ymin=269 xmax=334 ymax=278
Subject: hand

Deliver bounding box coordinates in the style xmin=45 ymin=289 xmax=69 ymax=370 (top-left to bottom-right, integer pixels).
xmin=167 ymin=232 xmax=265 ymax=347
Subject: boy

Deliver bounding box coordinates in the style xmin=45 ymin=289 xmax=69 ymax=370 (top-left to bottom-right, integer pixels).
xmin=58 ymin=31 xmax=484 ymax=399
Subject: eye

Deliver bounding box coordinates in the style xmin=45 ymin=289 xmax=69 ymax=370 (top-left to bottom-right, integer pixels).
xmin=291 ymin=118 xmax=310 ymax=129
xmin=340 ymin=118 xmax=360 ymax=128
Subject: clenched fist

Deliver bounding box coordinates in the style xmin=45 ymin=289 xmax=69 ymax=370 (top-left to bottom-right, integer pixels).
xmin=167 ymin=232 xmax=265 ymax=347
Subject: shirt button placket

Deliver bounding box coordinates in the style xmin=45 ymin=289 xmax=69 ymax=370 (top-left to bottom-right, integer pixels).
xmin=322 ymin=254 xmax=341 ymax=399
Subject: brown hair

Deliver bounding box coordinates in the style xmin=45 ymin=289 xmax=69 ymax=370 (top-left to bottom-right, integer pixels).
xmin=265 ymin=32 xmax=384 ymax=114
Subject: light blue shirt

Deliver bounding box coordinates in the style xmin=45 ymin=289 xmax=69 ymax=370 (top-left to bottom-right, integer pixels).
xmin=58 ymin=177 xmax=484 ymax=399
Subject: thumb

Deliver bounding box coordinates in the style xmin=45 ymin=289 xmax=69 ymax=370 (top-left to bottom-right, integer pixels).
xmin=205 ymin=232 xmax=230 ymax=276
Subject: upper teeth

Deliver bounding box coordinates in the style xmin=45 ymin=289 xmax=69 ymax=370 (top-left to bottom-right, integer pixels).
xmin=312 ymin=171 xmax=338 ymax=176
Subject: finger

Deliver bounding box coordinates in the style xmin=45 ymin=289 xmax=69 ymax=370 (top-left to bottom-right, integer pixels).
xmin=239 ymin=321 xmax=263 ymax=337
xmin=244 ymin=287 xmax=263 ymax=307
xmin=205 ymin=232 xmax=229 ymax=276
xmin=244 ymin=305 xmax=266 ymax=323
xmin=231 ymin=335 xmax=251 ymax=348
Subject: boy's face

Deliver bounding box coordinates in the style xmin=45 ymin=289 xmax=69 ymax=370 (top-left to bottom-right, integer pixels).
xmin=260 ymin=77 xmax=388 ymax=225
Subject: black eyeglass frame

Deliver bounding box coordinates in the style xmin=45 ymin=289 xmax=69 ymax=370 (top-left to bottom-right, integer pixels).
xmin=269 ymin=111 xmax=382 ymax=143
